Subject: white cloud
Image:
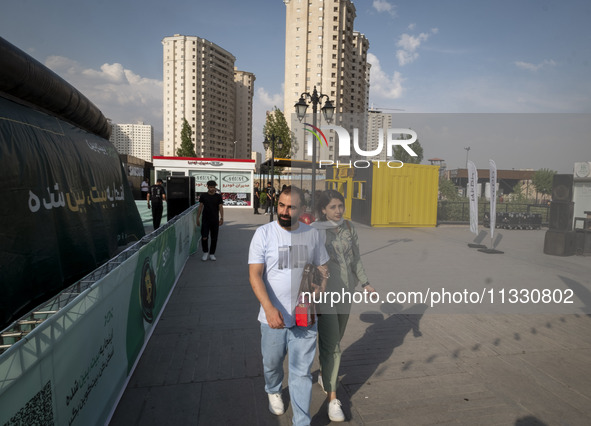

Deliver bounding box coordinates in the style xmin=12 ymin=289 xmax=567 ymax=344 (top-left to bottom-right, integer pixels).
xmin=408 ymin=23 xmax=416 ymax=30
xmin=45 ymin=55 xmax=163 ymax=133
xmin=395 ymin=29 xmax=437 ymax=66
xmin=252 ymin=87 xmax=285 ymax=153
xmin=373 ymin=0 xmax=397 ymax=16
xmin=397 ymin=33 xmax=429 ymax=52
xmin=256 ymin=87 xmax=283 ymax=111
xmin=396 ymin=49 xmax=419 ymax=66
xmin=514 ymin=59 xmax=557 ymax=72
xmin=368 ymin=53 xmax=405 ymax=100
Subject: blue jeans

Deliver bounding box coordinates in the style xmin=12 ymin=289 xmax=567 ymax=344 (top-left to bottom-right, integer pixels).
xmin=260 ymin=323 xmax=317 ymax=426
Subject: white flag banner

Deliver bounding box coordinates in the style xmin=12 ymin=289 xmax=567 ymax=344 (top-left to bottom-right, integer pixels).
xmin=467 ymin=160 xmax=478 ymax=235
xmin=489 ymin=159 xmax=497 ymax=239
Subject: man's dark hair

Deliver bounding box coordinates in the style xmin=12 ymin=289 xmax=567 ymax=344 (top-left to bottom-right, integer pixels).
xmin=279 ymin=185 xmax=304 ymax=206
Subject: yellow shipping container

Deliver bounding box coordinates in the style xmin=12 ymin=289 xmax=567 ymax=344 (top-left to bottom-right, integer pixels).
xmin=326 ymin=162 xmax=439 ymax=227
xmin=371 ymin=163 xmax=439 ymax=227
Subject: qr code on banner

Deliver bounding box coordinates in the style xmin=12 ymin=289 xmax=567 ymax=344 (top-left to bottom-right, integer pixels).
xmin=3 ymin=381 xmax=54 ymax=426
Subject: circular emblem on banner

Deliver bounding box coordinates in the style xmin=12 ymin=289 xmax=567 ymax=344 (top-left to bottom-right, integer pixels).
xmin=139 ymin=257 xmax=156 ymax=323
xmin=222 ymin=175 xmax=249 ymax=183
xmin=575 ymin=162 xmax=590 ymax=178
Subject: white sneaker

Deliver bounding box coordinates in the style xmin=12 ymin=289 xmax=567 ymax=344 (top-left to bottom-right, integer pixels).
xmin=209 ymin=254 xmax=217 ymax=261
xmin=201 ymin=253 xmax=208 ymax=261
xmin=318 ymin=373 xmax=327 ymax=394
xmin=328 ymin=399 xmax=345 ymax=422
xmin=268 ymin=393 xmax=285 ymax=416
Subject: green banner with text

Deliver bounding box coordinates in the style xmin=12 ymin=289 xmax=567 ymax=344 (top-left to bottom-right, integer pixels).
xmin=0 ymin=206 xmax=198 ymax=426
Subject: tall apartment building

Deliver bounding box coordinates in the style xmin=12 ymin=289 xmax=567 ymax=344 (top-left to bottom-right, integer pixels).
xmin=283 ymin=0 xmax=370 ymax=163
xmin=162 ymin=35 xmax=254 ymax=158
xmin=109 ymin=121 xmax=154 ymax=162
xmin=234 ymin=69 xmax=256 ymax=159
xmin=366 ymin=109 xmax=392 ymax=162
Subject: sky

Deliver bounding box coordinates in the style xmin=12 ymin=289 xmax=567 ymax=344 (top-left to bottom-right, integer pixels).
xmin=1 ymin=0 xmax=590 ymax=173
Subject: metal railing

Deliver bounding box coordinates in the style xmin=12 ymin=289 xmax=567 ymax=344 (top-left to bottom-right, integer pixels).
xmin=437 ymin=201 xmax=550 ymax=225
xmin=0 ymin=205 xmax=197 ymax=355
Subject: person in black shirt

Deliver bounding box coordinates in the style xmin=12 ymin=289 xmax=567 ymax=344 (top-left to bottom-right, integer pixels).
xmin=197 ymin=180 xmax=224 ymax=261
xmin=147 ymin=178 xmax=166 ymax=229
xmin=253 ymin=181 xmax=261 ymax=214
xmin=265 ymin=181 xmax=276 ymax=215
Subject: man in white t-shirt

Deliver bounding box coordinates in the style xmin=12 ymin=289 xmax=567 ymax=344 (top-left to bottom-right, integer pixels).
xmin=140 ymin=178 xmax=150 ymax=200
xmin=249 ymin=186 xmax=329 ymax=426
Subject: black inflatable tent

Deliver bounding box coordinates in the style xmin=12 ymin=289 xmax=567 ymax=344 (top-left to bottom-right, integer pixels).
xmin=0 ymin=37 xmax=145 ymax=327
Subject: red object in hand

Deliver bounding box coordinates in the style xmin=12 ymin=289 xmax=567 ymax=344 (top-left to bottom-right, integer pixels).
xmin=299 ymin=212 xmax=315 ymax=225
xmin=295 ymin=303 xmax=315 ymax=327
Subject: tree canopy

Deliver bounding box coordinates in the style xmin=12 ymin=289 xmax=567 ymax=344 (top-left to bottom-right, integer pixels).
xmin=531 ymin=168 xmax=556 ymax=199
xmin=263 ymin=108 xmax=292 ymax=158
xmin=438 ymin=178 xmax=460 ymax=200
xmin=176 ymin=118 xmax=197 ymax=157
xmin=263 ymin=108 xmax=292 ymax=175
xmin=393 ymin=131 xmax=423 ymax=164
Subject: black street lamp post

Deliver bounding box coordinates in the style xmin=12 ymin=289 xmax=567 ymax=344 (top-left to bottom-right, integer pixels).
xmin=295 ymin=86 xmax=335 ymax=215
xmin=263 ymin=135 xmax=283 ymax=222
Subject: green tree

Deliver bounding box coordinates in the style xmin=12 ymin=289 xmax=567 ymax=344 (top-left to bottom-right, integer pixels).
xmin=511 ymin=182 xmax=526 ymax=203
xmin=176 ymin=118 xmax=197 ymax=157
xmin=531 ymin=168 xmax=556 ymax=202
xmin=438 ymin=177 xmax=459 ymax=200
xmin=263 ymin=108 xmax=292 ymax=175
xmin=393 ymin=131 xmax=423 ymax=164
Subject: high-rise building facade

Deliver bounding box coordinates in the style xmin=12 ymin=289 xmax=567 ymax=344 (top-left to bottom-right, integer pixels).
xmin=366 ymin=109 xmax=392 ymax=162
xmin=283 ymin=0 xmax=370 ymax=162
xmin=163 ymin=35 xmax=254 ymax=158
xmin=109 ymin=121 xmax=154 ymax=162
xmin=234 ymin=69 xmax=256 ymax=159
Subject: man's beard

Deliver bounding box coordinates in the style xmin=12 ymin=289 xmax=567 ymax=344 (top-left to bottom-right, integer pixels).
xmin=278 ymin=214 xmax=295 ymax=228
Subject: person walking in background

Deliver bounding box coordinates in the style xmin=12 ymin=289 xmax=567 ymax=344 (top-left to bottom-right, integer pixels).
xmin=249 ymin=186 xmax=330 ymax=426
xmin=253 ymin=181 xmax=261 ymax=214
xmin=140 ymin=177 xmax=150 ymax=200
xmin=265 ymin=181 xmax=276 ymax=215
xmin=311 ymin=190 xmax=376 ymax=422
xmin=197 ymin=180 xmax=224 ymax=261
xmin=147 ymin=178 xmax=166 ymax=230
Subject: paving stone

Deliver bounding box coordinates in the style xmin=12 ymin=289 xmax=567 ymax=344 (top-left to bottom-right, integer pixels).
xmin=109 ymin=211 xmax=591 ymax=425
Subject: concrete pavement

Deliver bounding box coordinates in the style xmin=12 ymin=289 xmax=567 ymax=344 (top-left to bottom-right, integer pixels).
xmin=109 ymin=208 xmax=591 ymax=425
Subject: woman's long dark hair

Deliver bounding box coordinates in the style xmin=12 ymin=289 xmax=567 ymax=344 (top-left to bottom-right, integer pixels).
xmin=316 ymin=190 xmax=345 ymax=221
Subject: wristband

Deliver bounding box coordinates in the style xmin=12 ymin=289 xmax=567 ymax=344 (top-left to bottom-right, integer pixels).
xmin=361 ymin=282 xmax=370 ymax=288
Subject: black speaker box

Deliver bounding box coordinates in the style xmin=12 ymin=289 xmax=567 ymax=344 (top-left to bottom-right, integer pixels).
xmin=189 ymin=176 xmax=196 ymax=205
xmin=549 ymin=201 xmax=574 ymax=231
xmin=167 ymin=176 xmax=191 ymax=199
xmin=166 ymin=176 xmax=195 ymax=220
xmin=552 ymin=174 xmax=573 ymax=202
xmin=167 ymin=198 xmax=191 ymax=220
xmin=575 ymin=230 xmax=591 ymax=255
xmin=544 ymin=229 xmax=576 ymax=256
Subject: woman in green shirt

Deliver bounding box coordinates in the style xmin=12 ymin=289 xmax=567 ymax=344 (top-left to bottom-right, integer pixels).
xmin=311 ymin=190 xmax=376 ymax=422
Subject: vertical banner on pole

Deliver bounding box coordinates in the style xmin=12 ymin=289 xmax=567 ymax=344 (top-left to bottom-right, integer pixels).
xmin=489 ymin=159 xmax=497 ymax=239
xmin=467 ymin=160 xmax=479 ymax=235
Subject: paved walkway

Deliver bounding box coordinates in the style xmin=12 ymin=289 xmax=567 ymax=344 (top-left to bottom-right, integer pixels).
xmin=110 ymin=209 xmax=591 ymax=425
